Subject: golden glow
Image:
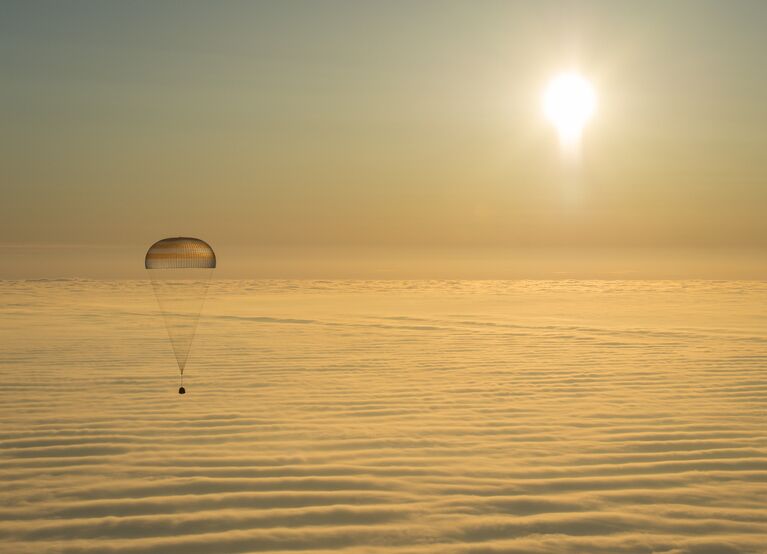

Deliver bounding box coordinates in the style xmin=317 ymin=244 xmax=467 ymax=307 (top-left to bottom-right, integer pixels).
xmin=5 ymin=4 xmax=767 ymax=279
xmin=543 ymin=72 xmax=597 ymax=146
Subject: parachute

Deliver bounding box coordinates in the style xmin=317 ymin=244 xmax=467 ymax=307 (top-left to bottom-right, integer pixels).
xmin=145 ymin=237 xmax=216 ymax=394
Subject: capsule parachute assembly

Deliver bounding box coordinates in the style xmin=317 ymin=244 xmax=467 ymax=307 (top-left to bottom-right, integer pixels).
xmin=145 ymin=237 xmax=216 ymax=394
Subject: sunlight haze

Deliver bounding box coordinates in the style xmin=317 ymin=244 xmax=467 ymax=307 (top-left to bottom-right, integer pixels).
xmin=2 ymin=3 xmax=767 ymax=554
xmin=3 ymin=1 xmax=767 ymax=278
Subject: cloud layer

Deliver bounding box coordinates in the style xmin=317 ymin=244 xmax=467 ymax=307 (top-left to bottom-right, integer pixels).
xmin=1 ymin=279 xmax=766 ymax=553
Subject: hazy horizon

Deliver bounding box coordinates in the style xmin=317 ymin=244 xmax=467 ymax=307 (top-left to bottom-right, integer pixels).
xmin=3 ymin=245 xmax=767 ymax=280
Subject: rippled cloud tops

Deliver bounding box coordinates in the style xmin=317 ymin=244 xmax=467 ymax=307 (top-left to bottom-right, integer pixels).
xmin=1 ymin=280 xmax=766 ymax=553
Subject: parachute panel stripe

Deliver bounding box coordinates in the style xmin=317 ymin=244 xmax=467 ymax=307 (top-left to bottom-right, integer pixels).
xmin=147 ymin=251 xmax=214 ymax=257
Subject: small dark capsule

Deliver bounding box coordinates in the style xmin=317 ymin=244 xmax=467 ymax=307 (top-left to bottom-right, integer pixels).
xmin=178 ymin=386 xmax=186 ymax=395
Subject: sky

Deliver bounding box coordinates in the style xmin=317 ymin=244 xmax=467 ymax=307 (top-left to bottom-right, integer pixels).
xmin=2 ymin=0 xmax=767 ymax=278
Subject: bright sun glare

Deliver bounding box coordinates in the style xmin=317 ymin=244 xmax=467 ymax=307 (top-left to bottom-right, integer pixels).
xmin=543 ymin=72 xmax=596 ymax=146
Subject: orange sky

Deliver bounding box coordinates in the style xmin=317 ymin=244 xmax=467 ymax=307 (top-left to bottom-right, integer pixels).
xmin=3 ymin=1 xmax=767 ymax=278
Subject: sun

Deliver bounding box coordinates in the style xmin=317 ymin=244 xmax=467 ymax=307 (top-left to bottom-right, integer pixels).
xmin=543 ymin=72 xmax=596 ymax=145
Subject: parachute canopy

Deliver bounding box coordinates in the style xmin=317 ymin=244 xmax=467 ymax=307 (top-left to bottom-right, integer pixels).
xmin=145 ymin=237 xmax=216 ymax=269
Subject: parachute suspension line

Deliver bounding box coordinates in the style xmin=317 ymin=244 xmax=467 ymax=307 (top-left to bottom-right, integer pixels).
xmin=145 ymin=237 xmax=215 ymax=396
